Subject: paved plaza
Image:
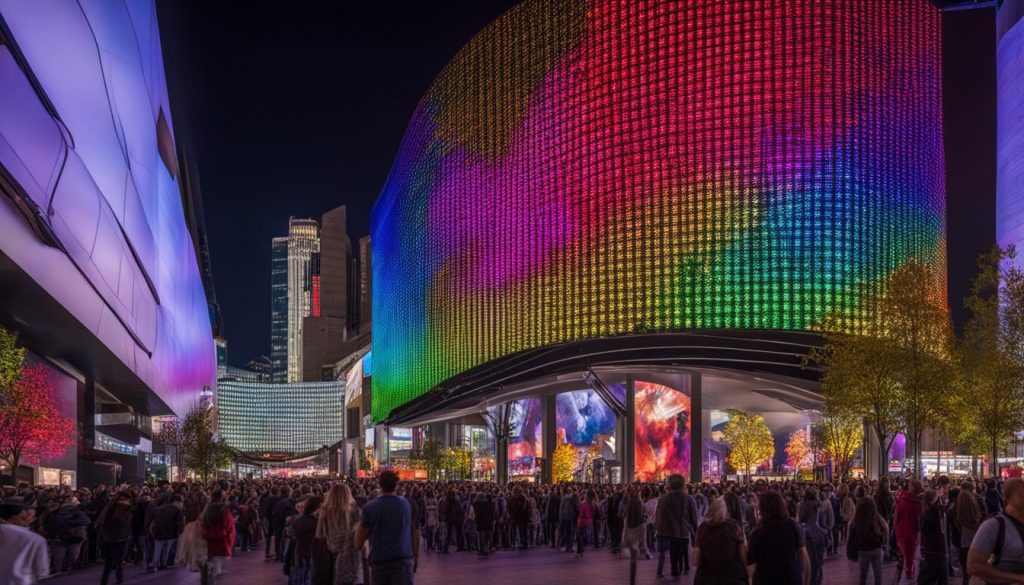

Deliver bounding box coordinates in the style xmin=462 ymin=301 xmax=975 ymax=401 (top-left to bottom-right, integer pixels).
xmin=46 ymin=544 xmax=910 ymax=585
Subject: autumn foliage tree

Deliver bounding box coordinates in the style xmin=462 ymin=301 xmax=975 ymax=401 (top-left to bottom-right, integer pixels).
xmin=552 ymin=443 xmax=579 ymax=483
xmin=723 ymin=410 xmax=775 ymax=480
xmin=0 ymin=328 xmax=75 ymax=475
xmin=785 ymin=429 xmax=811 ymax=476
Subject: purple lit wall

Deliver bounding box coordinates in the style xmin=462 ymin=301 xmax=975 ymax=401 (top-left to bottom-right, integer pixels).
xmin=0 ymin=1 xmax=214 ymax=415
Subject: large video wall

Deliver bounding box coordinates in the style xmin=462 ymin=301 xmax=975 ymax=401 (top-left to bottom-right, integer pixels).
xmin=0 ymin=1 xmax=215 ymax=414
xmin=371 ymin=0 xmax=946 ymax=421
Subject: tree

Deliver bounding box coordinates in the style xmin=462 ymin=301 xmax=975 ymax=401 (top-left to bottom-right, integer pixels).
xmin=785 ymin=429 xmax=811 ymax=476
xmin=155 ymin=404 xmax=233 ymax=481
xmin=722 ymin=410 xmax=775 ymax=480
xmin=0 ymin=363 xmax=75 ymax=474
xmin=960 ymin=247 xmax=1024 ymax=477
xmin=482 ymin=402 xmax=515 ymax=485
xmin=820 ymin=409 xmax=863 ymax=480
xmin=880 ymin=261 xmax=955 ymax=478
xmin=441 ymin=447 xmax=472 ymax=480
xmin=808 ymin=321 xmax=902 ymax=479
xmin=418 ymin=439 xmax=445 ymax=481
xmin=0 ymin=327 xmax=24 ymax=390
xmin=551 ymin=443 xmax=578 ymax=483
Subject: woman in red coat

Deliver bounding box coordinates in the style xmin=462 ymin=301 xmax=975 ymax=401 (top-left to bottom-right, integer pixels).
xmin=893 ymin=480 xmax=923 ymax=580
xmin=200 ymin=489 xmax=236 ymax=585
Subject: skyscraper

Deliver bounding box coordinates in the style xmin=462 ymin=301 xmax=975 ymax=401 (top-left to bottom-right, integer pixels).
xmin=286 ymin=218 xmax=320 ymax=382
xmin=998 ymin=0 xmax=1024 ymax=260
xmin=270 ymin=237 xmax=289 ymax=382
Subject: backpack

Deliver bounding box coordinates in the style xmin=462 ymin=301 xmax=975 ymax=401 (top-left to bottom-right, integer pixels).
xmin=990 ymin=514 xmax=1024 ymax=567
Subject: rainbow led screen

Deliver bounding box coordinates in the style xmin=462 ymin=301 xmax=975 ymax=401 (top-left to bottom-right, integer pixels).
xmin=635 ymin=381 xmax=690 ymax=482
xmin=371 ymin=0 xmax=946 ymax=421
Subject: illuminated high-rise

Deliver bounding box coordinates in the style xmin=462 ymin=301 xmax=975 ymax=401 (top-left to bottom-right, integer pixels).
xmin=284 ymin=218 xmax=319 ymax=382
xmin=998 ymin=0 xmax=1024 ymax=257
xmin=270 ymin=237 xmax=289 ymax=382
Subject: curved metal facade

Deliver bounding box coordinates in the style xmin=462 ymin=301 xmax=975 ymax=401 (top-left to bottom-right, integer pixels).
xmin=371 ymin=0 xmax=946 ymax=422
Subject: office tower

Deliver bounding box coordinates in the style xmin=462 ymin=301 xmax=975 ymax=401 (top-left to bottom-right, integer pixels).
xmin=270 ymin=237 xmax=289 ymax=382
xmin=358 ymin=236 xmax=372 ymax=332
xmin=302 ymin=206 xmax=357 ymax=381
xmin=286 ymin=218 xmax=320 ymax=382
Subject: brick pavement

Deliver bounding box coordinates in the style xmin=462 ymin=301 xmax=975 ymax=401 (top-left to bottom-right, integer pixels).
xmin=45 ymin=543 xmax=918 ymax=585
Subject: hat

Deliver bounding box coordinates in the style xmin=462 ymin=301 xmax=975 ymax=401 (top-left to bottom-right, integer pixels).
xmin=0 ymin=496 xmax=28 ymax=520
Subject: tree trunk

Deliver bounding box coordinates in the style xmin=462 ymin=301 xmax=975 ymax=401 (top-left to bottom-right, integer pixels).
xmin=936 ymin=432 xmax=942 ymax=478
xmin=496 ymin=436 xmax=508 ymax=485
xmin=992 ymin=436 xmax=999 ymax=478
xmin=878 ymin=433 xmax=890 ymax=480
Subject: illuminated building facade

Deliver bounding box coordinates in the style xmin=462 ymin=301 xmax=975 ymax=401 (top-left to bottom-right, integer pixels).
xmin=998 ymin=0 xmax=1024 ymax=258
xmin=217 ymin=378 xmax=344 ymax=457
xmin=270 ymin=237 xmax=289 ymax=381
xmin=285 ymin=218 xmax=319 ymax=382
xmin=371 ymin=0 xmax=946 ymax=481
xmin=0 ymin=1 xmax=215 ymax=483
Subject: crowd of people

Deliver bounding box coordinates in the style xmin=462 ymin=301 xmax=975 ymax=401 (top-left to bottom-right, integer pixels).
xmin=2 ymin=471 xmax=1024 ymax=585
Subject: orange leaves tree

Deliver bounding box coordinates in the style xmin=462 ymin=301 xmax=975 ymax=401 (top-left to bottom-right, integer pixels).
xmin=0 ymin=328 xmax=75 ymax=474
xmin=785 ymin=429 xmax=811 ymax=476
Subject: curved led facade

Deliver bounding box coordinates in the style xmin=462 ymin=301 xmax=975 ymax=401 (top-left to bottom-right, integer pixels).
xmin=371 ymin=0 xmax=946 ymax=422
xmin=0 ymin=1 xmax=215 ymax=416
xmin=998 ymin=0 xmax=1024 ymax=257
xmin=217 ymin=379 xmax=344 ymax=456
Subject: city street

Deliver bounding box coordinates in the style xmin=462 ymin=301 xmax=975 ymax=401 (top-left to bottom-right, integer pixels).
xmin=46 ymin=544 xmax=905 ymax=585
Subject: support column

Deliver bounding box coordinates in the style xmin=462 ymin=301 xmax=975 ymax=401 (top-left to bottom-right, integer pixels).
xmin=624 ymin=377 xmax=635 ymax=483
xmin=543 ymin=393 xmax=556 ymax=484
xmin=690 ymin=372 xmax=703 ymax=483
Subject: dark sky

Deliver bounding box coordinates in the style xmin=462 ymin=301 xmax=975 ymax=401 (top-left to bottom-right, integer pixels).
xmin=157 ymin=3 xmax=996 ymax=367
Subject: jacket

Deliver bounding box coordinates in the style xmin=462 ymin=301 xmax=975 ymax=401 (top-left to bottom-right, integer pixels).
xmin=473 ymin=497 xmax=496 ymax=531
xmin=654 ymin=490 xmax=698 ymax=539
xmin=894 ymin=491 xmax=923 ymax=541
xmin=202 ymin=504 xmax=236 ymax=558
xmin=152 ymin=503 xmax=185 ymax=540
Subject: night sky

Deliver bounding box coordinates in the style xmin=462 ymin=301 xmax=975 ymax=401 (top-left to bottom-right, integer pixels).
xmin=157 ymin=2 xmax=996 ymax=367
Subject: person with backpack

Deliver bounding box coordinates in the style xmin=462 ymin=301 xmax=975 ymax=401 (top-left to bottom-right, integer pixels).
xmin=200 ymin=489 xmax=236 ymax=585
xmin=559 ymin=488 xmax=578 ymax=554
xmin=967 ymin=477 xmax=1024 ymax=585
xmin=747 ymin=490 xmax=810 ymax=585
xmin=694 ymin=496 xmax=748 ymax=585
xmin=235 ymin=498 xmax=257 ymax=552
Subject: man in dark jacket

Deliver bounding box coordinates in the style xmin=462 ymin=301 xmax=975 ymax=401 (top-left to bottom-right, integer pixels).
xmin=261 ymin=486 xmax=280 ymax=559
xmin=151 ymin=494 xmax=184 ymax=570
xmin=473 ymin=493 xmax=496 ymax=556
xmin=608 ymin=489 xmax=625 ymax=554
xmin=654 ymin=474 xmax=698 ymax=577
xmin=509 ymin=488 xmax=530 ymax=549
xmin=271 ymin=487 xmax=296 ymax=561
xmin=559 ymin=488 xmax=579 ymax=553
xmin=546 ymin=490 xmax=561 ymax=548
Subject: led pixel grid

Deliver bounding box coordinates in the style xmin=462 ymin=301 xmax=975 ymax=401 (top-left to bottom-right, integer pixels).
xmin=371 ymin=0 xmax=946 ymax=421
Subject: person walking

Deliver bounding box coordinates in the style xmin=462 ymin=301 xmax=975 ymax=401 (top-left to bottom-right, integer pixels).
xmin=558 ymin=488 xmax=578 ymax=554
xmin=545 ymin=489 xmax=561 ymax=549
xmin=272 ymin=488 xmax=296 ymax=562
xmin=151 ymin=493 xmax=185 ymax=570
xmin=509 ymin=487 xmax=529 ymax=549
xmin=317 ymin=483 xmax=363 ymax=585
xmin=694 ymin=497 xmax=748 ymax=585
xmin=654 ymin=474 xmax=698 ymax=577
xmin=472 ymin=492 xmax=495 ymax=557
xmin=967 ymin=477 xmax=1024 ymax=585
xmin=200 ymin=489 xmax=236 ymax=585
xmin=799 ymin=491 xmax=827 ymax=585
xmin=97 ymin=491 xmax=133 ymax=585
xmin=620 ymin=486 xmax=647 ymax=585
xmin=847 ymin=497 xmax=887 ymax=585
xmin=747 ymin=490 xmax=810 ymax=585
xmin=0 ymin=497 xmax=50 ymax=584
xmin=952 ymin=483 xmax=981 ymax=585
xmin=290 ymin=495 xmax=322 ymax=585
xmin=575 ymin=490 xmax=596 ymax=559
xmin=894 ymin=480 xmax=924 ymax=580
xmin=356 ymin=470 xmax=413 ymax=585
xmin=918 ymin=489 xmax=948 ymax=585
